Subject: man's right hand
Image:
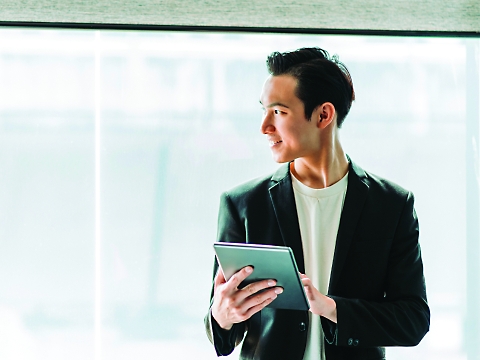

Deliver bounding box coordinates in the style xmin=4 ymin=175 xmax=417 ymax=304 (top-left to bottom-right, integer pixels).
xmin=211 ymin=266 xmax=284 ymax=330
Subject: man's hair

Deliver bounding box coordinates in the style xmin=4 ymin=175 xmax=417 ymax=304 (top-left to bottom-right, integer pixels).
xmin=266 ymin=47 xmax=355 ymax=128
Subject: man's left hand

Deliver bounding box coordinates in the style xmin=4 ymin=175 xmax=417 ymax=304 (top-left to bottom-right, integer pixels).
xmin=300 ymin=273 xmax=337 ymax=323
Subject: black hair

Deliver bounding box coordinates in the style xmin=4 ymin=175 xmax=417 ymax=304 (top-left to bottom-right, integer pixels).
xmin=266 ymin=47 xmax=355 ymax=128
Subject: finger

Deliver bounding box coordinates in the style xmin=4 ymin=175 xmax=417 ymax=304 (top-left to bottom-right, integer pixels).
xmin=243 ymin=291 xmax=280 ymax=319
xmin=303 ymin=284 xmax=313 ymax=299
xmin=301 ymin=278 xmax=314 ymax=298
xmin=301 ymin=277 xmax=310 ymax=286
xmin=225 ymin=266 xmax=254 ymax=290
xmin=242 ymin=286 xmax=282 ymax=310
xmin=301 ymin=279 xmax=320 ymax=301
xmin=241 ymin=278 xmax=277 ymax=297
xmin=214 ymin=269 xmax=226 ymax=288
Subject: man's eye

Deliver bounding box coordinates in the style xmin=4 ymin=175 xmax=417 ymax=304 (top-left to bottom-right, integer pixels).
xmin=274 ymin=109 xmax=282 ymax=114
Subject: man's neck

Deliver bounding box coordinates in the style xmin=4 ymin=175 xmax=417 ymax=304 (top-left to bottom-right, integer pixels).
xmin=290 ymin=143 xmax=349 ymax=189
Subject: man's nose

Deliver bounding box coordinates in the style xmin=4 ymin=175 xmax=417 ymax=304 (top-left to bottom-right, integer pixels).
xmin=260 ymin=112 xmax=274 ymax=134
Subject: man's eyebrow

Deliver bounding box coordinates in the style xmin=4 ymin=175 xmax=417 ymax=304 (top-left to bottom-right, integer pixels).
xmin=259 ymin=100 xmax=290 ymax=108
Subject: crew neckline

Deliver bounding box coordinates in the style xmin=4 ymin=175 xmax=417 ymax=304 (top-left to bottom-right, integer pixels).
xmin=291 ymin=171 xmax=348 ymax=199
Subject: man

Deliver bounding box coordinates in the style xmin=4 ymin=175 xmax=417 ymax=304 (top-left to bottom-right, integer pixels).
xmin=205 ymin=47 xmax=429 ymax=360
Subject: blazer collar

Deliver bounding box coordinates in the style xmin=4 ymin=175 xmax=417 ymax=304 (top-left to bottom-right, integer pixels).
xmin=328 ymin=158 xmax=369 ymax=293
xmin=267 ymin=158 xmax=370 ymax=288
xmin=271 ymin=162 xmax=290 ymax=182
xmin=270 ymin=156 xmax=368 ymax=183
xmin=268 ymin=162 xmax=305 ymax=273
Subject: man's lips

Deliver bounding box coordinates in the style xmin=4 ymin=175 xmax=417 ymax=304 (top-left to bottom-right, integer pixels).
xmin=269 ymin=140 xmax=282 ymax=147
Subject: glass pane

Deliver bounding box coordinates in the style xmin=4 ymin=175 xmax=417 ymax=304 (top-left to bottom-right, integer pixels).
xmin=0 ymin=29 xmax=96 ymax=359
xmin=0 ymin=27 xmax=478 ymax=360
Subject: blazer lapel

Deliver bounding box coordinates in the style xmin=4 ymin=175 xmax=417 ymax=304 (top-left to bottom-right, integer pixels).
xmin=328 ymin=160 xmax=369 ymax=294
xmin=268 ymin=163 xmax=306 ymax=274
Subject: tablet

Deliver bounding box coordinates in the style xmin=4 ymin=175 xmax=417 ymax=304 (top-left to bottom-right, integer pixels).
xmin=213 ymin=242 xmax=309 ymax=311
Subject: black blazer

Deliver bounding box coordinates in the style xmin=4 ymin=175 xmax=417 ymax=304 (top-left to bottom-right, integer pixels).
xmin=206 ymin=160 xmax=430 ymax=360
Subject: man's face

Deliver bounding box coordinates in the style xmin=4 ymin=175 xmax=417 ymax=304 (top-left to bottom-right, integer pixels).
xmin=259 ymin=75 xmax=321 ymax=163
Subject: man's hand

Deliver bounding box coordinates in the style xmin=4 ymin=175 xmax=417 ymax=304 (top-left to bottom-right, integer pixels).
xmin=211 ymin=266 xmax=284 ymax=330
xmin=300 ymin=274 xmax=337 ymax=323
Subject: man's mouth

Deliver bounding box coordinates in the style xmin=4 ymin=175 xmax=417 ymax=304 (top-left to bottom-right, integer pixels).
xmin=269 ymin=140 xmax=282 ymax=147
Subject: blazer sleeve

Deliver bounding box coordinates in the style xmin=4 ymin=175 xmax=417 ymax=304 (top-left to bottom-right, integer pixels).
xmin=204 ymin=192 xmax=248 ymax=356
xmin=322 ymin=191 xmax=430 ymax=347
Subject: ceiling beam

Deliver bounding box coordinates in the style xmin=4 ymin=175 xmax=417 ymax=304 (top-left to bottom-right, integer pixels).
xmin=0 ymin=0 xmax=478 ymax=34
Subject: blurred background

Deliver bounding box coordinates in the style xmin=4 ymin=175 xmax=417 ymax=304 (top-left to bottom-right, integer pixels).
xmin=0 ymin=28 xmax=478 ymax=359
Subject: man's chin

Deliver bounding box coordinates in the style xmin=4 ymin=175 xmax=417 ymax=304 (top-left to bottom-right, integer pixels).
xmin=271 ymin=154 xmax=293 ymax=164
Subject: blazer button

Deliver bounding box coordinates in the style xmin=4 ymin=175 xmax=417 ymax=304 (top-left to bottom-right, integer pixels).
xmin=299 ymin=322 xmax=306 ymax=332
xmin=347 ymin=338 xmax=353 ymax=346
xmin=353 ymin=339 xmax=359 ymax=346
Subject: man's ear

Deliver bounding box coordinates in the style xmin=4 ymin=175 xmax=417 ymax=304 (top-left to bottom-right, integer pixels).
xmin=315 ymin=102 xmax=336 ymax=129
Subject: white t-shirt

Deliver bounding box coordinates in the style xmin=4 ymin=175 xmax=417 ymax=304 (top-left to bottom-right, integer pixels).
xmin=291 ymin=171 xmax=348 ymax=360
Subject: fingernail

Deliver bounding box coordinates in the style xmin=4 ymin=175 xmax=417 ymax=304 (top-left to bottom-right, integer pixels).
xmin=245 ymin=267 xmax=253 ymax=273
xmin=268 ymin=280 xmax=276 ymax=287
xmin=275 ymin=288 xmax=283 ymax=294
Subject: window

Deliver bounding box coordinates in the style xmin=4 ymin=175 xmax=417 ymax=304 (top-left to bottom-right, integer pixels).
xmin=0 ymin=28 xmax=478 ymax=359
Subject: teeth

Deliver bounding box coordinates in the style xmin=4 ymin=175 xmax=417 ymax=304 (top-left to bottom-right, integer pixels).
xmin=269 ymin=140 xmax=282 ymax=146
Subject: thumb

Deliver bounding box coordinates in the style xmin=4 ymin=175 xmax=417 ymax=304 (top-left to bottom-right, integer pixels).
xmin=214 ymin=268 xmax=226 ymax=289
